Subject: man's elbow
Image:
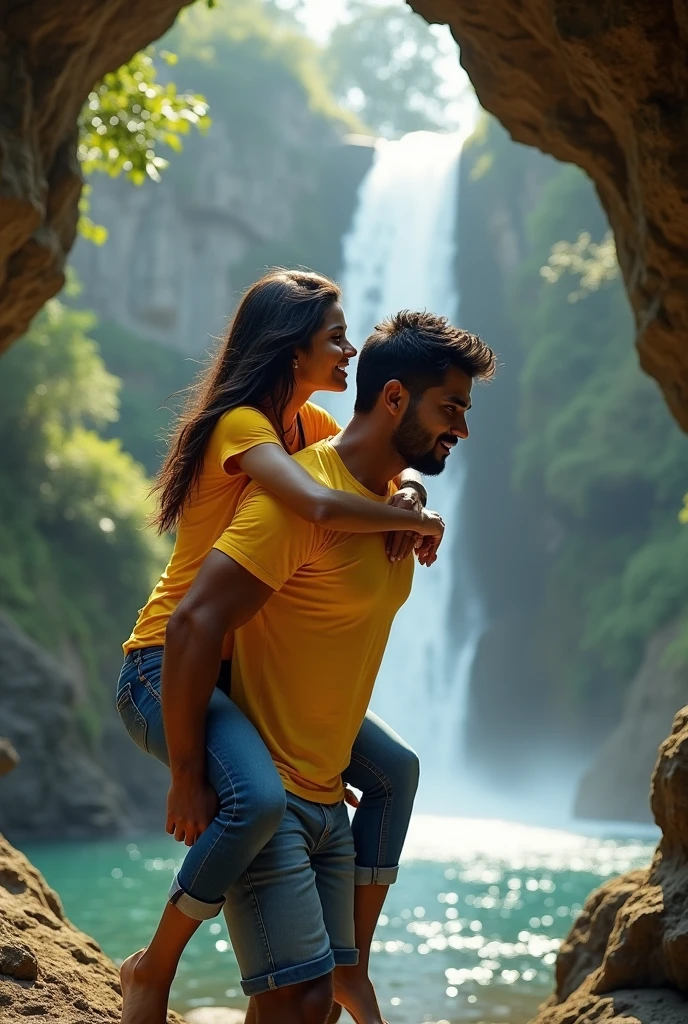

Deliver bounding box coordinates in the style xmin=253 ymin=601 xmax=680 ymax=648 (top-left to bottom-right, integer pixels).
xmin=165 ymin=601 xmax=216 ymax=648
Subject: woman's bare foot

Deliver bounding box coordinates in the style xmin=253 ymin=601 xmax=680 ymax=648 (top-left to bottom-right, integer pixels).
xmin=332 ymin=967 xmax=388 ymax=1024
xmin=119 ymin=949 xmax=171 ymax=1024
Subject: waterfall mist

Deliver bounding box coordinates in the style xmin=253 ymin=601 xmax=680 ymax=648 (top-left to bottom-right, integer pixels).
xmin=318 ymin=130 xmax=483 ymax=813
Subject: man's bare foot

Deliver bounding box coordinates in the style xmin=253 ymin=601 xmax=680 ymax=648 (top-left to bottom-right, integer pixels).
xmin=333 ymin=968 xmax=388 ymax=1024
xmin=119 ymin=949 xmax=171 ymax=1024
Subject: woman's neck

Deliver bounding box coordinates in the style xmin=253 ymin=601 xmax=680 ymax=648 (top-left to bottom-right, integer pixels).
xmin=258 ymin=384 xmax=313 ymax=435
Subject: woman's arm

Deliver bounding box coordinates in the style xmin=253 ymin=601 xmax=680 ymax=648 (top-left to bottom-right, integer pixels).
xmin=237 ymin=442 xmax=443 ymax=538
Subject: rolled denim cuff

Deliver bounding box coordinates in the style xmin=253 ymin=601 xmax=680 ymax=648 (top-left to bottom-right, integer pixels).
xmin=168 ymin=875 xmax=225 ymax=920
xmin=354 ymin=864 xmax=399 ymax=886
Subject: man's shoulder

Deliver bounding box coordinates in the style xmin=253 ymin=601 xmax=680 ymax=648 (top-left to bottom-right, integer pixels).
xmin=292 ymin=439 xmax=335 ymax=485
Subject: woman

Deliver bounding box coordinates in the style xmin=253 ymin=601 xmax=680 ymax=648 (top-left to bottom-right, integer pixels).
xmin=117 ymin=269 xmax=444 ymax=1024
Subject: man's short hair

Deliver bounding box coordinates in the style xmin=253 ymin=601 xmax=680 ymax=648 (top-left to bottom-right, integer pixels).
xmin=354 ymin=310 xmax=496 ymax=413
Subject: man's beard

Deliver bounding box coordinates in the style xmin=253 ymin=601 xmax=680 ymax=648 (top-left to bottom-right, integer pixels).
xmin=391 ymin=402 xmax=449 ymax=476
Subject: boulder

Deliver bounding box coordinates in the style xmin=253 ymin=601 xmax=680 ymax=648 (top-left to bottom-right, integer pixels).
xmin=528 ymin=706 xmax=688 ymax=1024
xmin=0 ymin=831 xmax=184 ymax=1023
xmin=409 ymin=0 xmax=688 ymax=431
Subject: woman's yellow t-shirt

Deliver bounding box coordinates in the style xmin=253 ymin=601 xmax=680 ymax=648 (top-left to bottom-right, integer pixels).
xmin=123 ymin=402 xmax=340 ymax=658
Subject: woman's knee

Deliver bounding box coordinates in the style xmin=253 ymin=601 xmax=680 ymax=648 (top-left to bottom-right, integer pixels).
xmin=388 ymin=743 xmax=420 ymax=804
xmin=221 ymin=771 xmax=285 ymax=846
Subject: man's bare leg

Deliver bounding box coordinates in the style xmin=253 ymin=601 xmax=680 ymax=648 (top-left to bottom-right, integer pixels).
xmin=331 ymin=883 xmax=389 ymax=1024
xmin=253 ymin=974 xmax=333 ymax=1024
xmin=119 ymin=903 xmax=201 ymax=1024
xmin=244 ymin=998 xmax=257 ymax=1024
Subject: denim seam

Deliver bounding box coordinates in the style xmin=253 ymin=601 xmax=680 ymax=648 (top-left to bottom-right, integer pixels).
xmin=183 ymin=743 xmax=238 ymax=900
xmin=349 ymin=750 xmax=392 ymax=872
xmin=116 ymin=682 xmax=149 ymax=752
xmin=313 ymin=803 xmax=332 ymax=854
xmin=134 ymin=649 xmax=162 ymax=705
xmin=243 ymin=867 xmax=276 ymax=973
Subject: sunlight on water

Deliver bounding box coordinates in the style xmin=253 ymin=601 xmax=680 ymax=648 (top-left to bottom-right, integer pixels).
xmin=23 ymin=815 xmax=655 ymax=1024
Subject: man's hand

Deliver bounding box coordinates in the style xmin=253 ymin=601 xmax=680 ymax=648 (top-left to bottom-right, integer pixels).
xmin=385 ymin=487 xmax=424 ymax=562
xmin=166 ymin=776 xmax=219 ymax=847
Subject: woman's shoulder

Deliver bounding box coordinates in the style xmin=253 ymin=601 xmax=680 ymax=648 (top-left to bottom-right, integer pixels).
xmin=215 ymin=405 xmax=278 ymax=442
xmin=212 ymin=406 xmax=280 ymax=472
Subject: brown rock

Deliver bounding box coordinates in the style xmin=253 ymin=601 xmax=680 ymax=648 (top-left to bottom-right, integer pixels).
xmin=409 ymin=0 xmax=688 ymax=429
xmin=0 ymin=832 xmax=185 ymax=1023
xmin=522 ymin=706 xmax=688 ymax=1024
xmin=0 ymin=0 xmax=190 ymax=353
xmin=0 ymin=739 xmax=19 ymax=778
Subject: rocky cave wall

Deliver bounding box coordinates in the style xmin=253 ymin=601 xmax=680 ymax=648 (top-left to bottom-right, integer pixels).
xmin=409 ymin=0 xmax=688 ymax=431
xmin=0 ymin=0 xmax=189 ymax=354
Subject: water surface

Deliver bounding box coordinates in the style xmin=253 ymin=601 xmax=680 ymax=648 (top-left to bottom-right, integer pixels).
xmin=22 ymin=814 xmax=655 ymax=1024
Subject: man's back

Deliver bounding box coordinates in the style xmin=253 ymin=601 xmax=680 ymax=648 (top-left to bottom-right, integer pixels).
xmin=213 ymin=438 xmax=414 ymax=802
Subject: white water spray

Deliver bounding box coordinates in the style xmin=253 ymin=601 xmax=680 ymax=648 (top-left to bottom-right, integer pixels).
xmin=319 ymin=131 xmax=482 ymax=811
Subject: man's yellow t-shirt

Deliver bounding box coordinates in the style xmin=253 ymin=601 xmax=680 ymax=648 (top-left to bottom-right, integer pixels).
xmin=124 ymin=402 xmax=339 ymax=657
xmin=213 ymin=439 xmax=414 ymax=804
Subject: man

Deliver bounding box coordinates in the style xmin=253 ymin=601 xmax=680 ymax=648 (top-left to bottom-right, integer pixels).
xmin=167 ymin=311 xmax=495 ymax=1024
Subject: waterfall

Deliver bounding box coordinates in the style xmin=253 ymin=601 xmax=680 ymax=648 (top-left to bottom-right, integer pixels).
xmin=319 ymin=131 xmax=482 ymax=811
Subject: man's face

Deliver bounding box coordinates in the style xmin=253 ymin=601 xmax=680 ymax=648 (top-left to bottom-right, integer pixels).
xmin=391 ymin=366 xmax=473 ymax=476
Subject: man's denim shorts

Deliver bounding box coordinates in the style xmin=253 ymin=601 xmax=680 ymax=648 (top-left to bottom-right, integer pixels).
xmin=223 ymin=791 xmax=359 ymax=995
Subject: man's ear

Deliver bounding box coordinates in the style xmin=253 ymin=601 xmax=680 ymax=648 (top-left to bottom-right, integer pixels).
xmin=381 ymin=379 xmax=410 ymax=418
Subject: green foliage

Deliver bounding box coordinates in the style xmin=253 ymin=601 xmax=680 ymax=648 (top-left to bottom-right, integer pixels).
xmin=325 ymin=1 xmax=454 ymax=137
xmin=78 ymin=46 xmax=210 ymax=185
xmin=0 ymin=300 xmax=169 ymax=734
xmin=510 ymin=163 xmax=688 ymax=693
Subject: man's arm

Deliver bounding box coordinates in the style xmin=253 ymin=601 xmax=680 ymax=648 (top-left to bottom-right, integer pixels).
xmin=162 ymin=549 xmax=273 ymax=844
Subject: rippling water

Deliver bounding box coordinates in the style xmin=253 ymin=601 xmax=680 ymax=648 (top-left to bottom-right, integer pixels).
xmin=21 ymin=815 xmax=655 ymax=1024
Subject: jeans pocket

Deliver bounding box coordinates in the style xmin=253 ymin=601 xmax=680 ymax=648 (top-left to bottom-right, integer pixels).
xmin=116 ymin=681 xmax=149 ymax=753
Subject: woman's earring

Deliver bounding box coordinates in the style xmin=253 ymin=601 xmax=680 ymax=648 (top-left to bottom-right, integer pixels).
xmin=293 ymin=358 xmax=299 ymax=370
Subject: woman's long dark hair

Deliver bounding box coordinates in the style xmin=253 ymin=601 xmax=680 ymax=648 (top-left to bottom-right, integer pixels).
xmin=152 ymin=268 xmax=341 ymax=534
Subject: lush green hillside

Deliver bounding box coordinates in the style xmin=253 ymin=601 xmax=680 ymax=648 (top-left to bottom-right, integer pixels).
xmin=461 ymin=115 xmax=688 ymax=746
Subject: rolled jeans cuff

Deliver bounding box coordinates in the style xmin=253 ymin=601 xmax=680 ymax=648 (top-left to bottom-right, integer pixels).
xmin=354 ymin=864 xmax=399 ymax=886
xmin=168 ymin=875 xmax=225 ymax=920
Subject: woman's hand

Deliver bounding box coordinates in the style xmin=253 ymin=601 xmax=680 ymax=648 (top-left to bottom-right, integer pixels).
xmin=415 ymin=509 xmax=444 ymax=567
xmin=385 ymin=488 xmax=424 ymax=562
xmin=166 ymin=775 xmax=219 ymax=847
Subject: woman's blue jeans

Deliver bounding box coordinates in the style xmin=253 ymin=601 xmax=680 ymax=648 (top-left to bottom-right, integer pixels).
xmin=116 ymin=646 xmax=419 ymax=920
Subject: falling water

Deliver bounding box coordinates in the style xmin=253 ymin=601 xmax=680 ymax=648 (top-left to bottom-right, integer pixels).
xmin=319 ymin=131 xmax=481 ymax=810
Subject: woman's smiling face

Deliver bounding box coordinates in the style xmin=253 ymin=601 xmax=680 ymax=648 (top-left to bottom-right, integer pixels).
xmin=294 ymin=302 xmax=357 ymax=393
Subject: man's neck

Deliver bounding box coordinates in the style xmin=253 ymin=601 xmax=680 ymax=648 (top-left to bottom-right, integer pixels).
xmin=330 ymin=413 xmax=407 ymax=495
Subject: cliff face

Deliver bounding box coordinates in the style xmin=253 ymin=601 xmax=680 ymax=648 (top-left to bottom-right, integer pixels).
xmin=528 ymin=706 xmax=688 ymax=1024
xmin=0 ymin=614 xmax=127 ymax=839
xmin=409 ymin=0 xmax=688 ymax=432
xmin=0 ymin=0 xmax=189 ymax=353
xmin=576 ymin=621 xmax=688 ymax=824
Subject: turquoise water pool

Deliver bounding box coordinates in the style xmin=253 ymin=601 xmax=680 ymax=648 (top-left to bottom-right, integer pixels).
xmin=21 ymin=815 xmax=655 ymax=1024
